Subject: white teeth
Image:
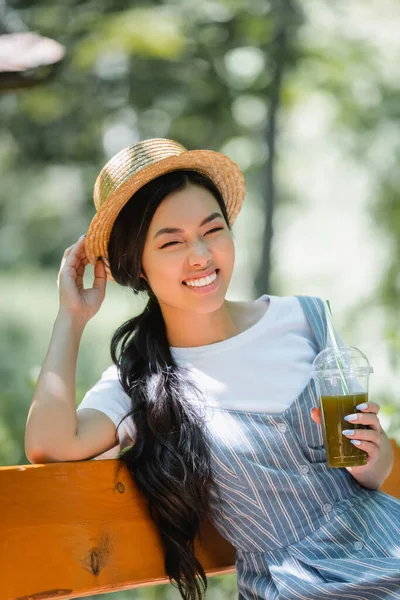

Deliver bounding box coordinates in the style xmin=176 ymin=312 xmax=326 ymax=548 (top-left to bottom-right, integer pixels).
xmin=186 ymin=271 xmax=217 ymax=288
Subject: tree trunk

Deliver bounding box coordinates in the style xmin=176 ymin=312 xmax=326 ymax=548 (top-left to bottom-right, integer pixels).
xmin=254 ymin=24 xmax=288 ymax=297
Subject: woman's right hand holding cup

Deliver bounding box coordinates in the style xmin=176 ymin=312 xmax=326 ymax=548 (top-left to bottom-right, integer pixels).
xmin=57 ymin=234 xmax=107 ymax=325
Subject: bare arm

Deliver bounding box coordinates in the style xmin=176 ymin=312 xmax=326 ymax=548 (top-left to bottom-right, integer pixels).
xmin=25 ymin=235 xmax=115 ymax=463
xmin=26 ymin=311 xmax=84 ymax=461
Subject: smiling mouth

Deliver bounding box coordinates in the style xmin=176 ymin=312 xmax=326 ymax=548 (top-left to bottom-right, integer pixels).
xmin=182 ymin=269 xmax=219 ymax=287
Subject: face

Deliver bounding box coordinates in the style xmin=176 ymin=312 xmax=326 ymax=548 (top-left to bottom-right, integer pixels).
xmin=141 ymin=184 xmax=235 ymax=315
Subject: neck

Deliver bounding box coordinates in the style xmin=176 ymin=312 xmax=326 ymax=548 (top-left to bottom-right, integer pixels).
xmin=160 ymin=299 xmax=239 ymax=348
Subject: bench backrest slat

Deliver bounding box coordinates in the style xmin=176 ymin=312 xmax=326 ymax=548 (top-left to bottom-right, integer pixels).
xmin=1 ymin=439 xmax=398 ymax=600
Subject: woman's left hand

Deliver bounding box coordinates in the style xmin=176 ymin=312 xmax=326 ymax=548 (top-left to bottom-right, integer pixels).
xmin=311 ymin=402 xmax=385 ymax=474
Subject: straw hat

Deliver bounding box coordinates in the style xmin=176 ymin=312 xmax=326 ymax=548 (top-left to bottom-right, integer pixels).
xmin=84 ymin=138 xmax=246 ymax=282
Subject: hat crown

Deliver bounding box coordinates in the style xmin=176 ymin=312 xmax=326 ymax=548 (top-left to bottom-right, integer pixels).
xmin=94 ymin=138 xmax=188 ymax=210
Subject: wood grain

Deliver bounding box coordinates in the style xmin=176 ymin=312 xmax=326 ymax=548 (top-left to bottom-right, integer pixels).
xmin=0 ymin=458 xmax=235 ymax=600
xmin=1 ymin=439 xmax=398 ymax=600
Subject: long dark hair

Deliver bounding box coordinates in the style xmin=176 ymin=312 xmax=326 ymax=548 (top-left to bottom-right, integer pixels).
xmin=108 ymin=170 xmax=231 ymax=600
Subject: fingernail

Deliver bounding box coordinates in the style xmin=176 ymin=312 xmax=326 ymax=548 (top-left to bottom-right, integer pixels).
xmin=351 ymin=439 xmax=361 ymax=445
xmin=356 ymin=402 xmax=368 ymax=410
xmin=342 ymin=430 xmax=355 ymax=436
xmin=344 ymin=414 xmax=358 ymax=422
xmin=79 ymin=234 xmax=86 ymax=240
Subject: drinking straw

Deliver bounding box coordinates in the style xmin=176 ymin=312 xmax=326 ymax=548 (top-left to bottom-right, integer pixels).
xmin=324 ymin=300 xmax=350 ymax=395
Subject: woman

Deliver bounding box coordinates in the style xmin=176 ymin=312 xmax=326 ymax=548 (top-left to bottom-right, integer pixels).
xmin=25 ymin=138 xmax=400 ymax=600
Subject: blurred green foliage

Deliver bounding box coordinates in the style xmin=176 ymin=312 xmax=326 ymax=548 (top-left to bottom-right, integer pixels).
xmin=1 ymin=0 xmax=400 ymax=598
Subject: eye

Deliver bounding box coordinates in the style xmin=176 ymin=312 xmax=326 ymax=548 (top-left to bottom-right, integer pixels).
xmin=160 ymin=241 xmax=181 ymax=249
xmin=160 ymin=227 xmax=224 ymax=249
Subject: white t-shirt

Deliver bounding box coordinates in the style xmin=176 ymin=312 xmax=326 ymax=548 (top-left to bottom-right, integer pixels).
xmin=77 ymin=294 xmax=323 ymax=459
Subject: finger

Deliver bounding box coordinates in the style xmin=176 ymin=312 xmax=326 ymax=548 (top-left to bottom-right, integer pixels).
xmin=346 ymin=440 xmax=379 ymax=466
xmin=60 ymin=246 xmax=74 ymax=271
xmin=343 ymin=412 xmax=383 ymax=433
xmin=64 ymin=238 xmax=87 ymax=269
xmin=63 ymin=235 xmax=85 ymax=255
xmin=75 ymin=261 xmax=86 ymax=290
xmin=92 ymin=258 xmax=107 ymax=291
xmin=342 ymin=428 xmax=382 ymax=447
xmin=61 ymin=237 xmax=86 ymax=267
xmin=354 ymin=401 xmax=380 ymax=414
xmin=311 ymin=407 xmax=322 ymax=425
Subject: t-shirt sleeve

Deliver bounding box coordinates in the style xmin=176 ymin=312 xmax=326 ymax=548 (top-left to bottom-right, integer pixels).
xmin=77 ymin=364 xmax=136 ymax=460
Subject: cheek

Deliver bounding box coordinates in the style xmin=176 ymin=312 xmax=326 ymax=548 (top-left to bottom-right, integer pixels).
xmin=143 ymin=251 xmax=182 ymax=290
xmin=216 ymin=235 xmax=235 ymax=268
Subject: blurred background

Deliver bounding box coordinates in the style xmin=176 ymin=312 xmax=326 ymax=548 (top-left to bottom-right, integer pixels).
xmin=1 ymin=0 xmax=399 ymax=597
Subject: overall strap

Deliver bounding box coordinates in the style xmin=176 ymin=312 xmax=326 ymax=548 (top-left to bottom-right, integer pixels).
xmin=294 ymin=295 xmax=327 ymax=352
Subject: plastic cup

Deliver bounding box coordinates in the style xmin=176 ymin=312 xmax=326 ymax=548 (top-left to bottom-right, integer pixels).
xmin=312 ymin=345 xmax=373 ymax=468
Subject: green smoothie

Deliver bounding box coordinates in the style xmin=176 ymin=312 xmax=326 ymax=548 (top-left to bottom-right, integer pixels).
xmin=320 ymin=392 xmax=368 ymax=468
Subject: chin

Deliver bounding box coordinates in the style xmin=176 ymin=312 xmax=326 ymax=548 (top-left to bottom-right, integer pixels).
xmin=187 ymin=288 xmax=228 ymax=314
xmin=191 ymin=300 xmax=225 ymax=315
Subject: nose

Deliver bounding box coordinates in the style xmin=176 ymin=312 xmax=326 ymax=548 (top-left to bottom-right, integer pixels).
xmin=187 ymin=239 xmax=212 ymax=268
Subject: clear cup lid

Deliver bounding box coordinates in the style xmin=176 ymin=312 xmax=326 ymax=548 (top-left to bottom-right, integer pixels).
xmin=312 ymin=345 xmax=373 ymax=377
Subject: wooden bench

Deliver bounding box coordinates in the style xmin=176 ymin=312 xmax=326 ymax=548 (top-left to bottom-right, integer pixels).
xmin=1 ymin=440 xmax=399 ymax=600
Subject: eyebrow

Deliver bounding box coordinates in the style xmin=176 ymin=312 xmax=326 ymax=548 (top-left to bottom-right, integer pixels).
xmin=153 ymin=212 xmax=224 ymax=239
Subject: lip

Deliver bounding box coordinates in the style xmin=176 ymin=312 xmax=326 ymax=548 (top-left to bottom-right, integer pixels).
xmin=183 ymin=269 xmax=220 ymax=294
xmin=183 ymin=268 xmax=218 ymax=285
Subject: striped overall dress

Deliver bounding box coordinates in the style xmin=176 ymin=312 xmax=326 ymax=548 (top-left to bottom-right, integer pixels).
xmin=205 ymin=295 xmax=400 ymax=599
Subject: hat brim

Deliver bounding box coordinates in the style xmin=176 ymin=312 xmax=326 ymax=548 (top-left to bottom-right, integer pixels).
xmin=84 ymin=149 xmax=245 ymax=282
